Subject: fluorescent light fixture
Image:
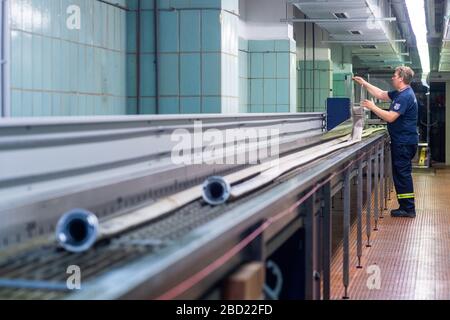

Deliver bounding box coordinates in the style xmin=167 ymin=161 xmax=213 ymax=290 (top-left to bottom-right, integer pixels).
xmin=405 ymin=0 xmax=430 ymax=78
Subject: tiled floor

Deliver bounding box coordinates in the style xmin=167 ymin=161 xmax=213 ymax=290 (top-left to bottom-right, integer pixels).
xmin=330 ymin=168 xmax=450 ymax=300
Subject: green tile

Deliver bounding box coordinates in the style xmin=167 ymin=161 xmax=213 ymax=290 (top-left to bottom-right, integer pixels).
xmin=276 ymin=53 xmax=290 ymax=78
xmin=170 ymin=0 xmax=191 ymax=9
xmin=202 ymin=53 xmax=221 ymax=95
xmin=249 ymin=40 xmax=275 ymax=52
xmin=316 ymin=60 xmax=331 ymax=70
xmin=277 ymin=104 xmax=289 ymax=113
xmin=263 ymin=53 xmax=276 ymax=79
xmin=305 ymin=70 xmax=312 ymax=89
xmin=250 ymin=79 xmax=263 ymax=105
xmin=333 ymin=81 xmax=346 ymax=97
xmin=181 ymin=97 xmax=201 ymax=114
xmin=180 ymin=53 xmax=201 ymax=96
xmin=239 ymin=51 xmax=249 ymax=78
xmin=159 ymin=54 xmax=179 ymax=95
xmin=264 ymin=104 xmax=276 ymax=113
xmin=275 ymin=40 xmax=290 ymax=52
xmin=202 ymin=10 xmax=221 ymax=52
xmin=141 ymin=11 xmax=155 ymax=53
xmin=202 ymin=97 xmax=221 ymax=113
xmin=276 ymin=79 xmax=289 ymax=105
xmin=319 ymin=70 xmax=331 ymax=89
xmin=250 ymin=53 xmax=263 ymax=78
xmin=159 ymin=11 xmax=179 ymax=52
xmin=313 ymin=71 xmax=320 ymax=89
xmin=180 ymin=11 xmax=201 ymax=52
xmin=333 ymin=73 xmax=347 ymax=81
xmin=305 ymin=92 xmax=312 ymax=110
xmin=298 ymin=70 xmax=304 ymax=89
xmin=159 ymin=97 xmax=179 ymax=114
xmin=250 ymin=104 xmax=263 ymax=113
xmin=141 ymin=98 xmax=156 ymax=114
xmin=264 ymin=79 xmax=276 ymax=105
xmin=191 ymin=0 xmax=221 ymax=8
xmin=127 ymin=98 xmax=137 ymax=115
xmin=239 ymin=78 xmax=248 ymax=106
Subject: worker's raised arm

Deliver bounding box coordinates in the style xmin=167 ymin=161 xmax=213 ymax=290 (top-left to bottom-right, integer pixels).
xmin=352 ymin=76 xmax=391 ymax=102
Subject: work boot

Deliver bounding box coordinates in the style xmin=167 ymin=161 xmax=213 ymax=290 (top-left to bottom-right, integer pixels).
xmin=390 ymin=209 xmax=416 ymax=218
xmin=390 ymin=207 xmax=403 ymax=215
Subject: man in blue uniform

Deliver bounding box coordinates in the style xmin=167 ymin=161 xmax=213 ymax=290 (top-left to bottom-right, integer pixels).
xmin=353 ymin=66 xmax=419 ymax=218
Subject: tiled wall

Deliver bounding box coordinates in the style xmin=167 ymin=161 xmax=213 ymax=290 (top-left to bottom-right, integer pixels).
xmin=297 ymin=60 xmax=332 ymax=112
xmin=240 ymin=39 xmax=297 ymax=113
xmin=9 ymin=0 xmax=299 ymax=116
xmin=10 ymin=0 xmax=128 ymax=117
xmin=331 ymin=45 xmax=353 ymax=99
xmin=238 ymin=38 xmax=249 ymax=112
xmin=128 ymin=0 xmax=239 ymax=115
xmin=333 ymin=73 xmax=352 ymax=98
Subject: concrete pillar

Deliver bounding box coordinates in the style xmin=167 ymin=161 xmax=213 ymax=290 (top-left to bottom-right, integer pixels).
xmin=239 ymin=0 xmax=297 ymax=114
xmin=331 ymin=45 xmax=353 ymax=98
xmin=294 ymin=10 xmax=332 ymax=112
xmin=131 ymin=0 xmax=240 ymax=114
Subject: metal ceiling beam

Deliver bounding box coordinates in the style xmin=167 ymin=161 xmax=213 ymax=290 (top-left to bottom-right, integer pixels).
xmin=289 ymin=1 xmax=364 ymax=6
xmin=280 ymin=17 xmax=396 ymax=23
xmin=322 ymin=40 xmax=406 ymax=44
xmin=356 ymin=53 xmax=410 ymax=56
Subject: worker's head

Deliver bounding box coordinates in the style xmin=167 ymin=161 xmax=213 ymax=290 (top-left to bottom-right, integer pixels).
xmin=392 ymin=66 xmax=414 ymax=89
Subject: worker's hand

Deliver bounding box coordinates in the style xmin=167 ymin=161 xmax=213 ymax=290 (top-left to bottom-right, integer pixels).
xmin=361 ymin=99 xmax=376 ymax=110
xmin=352 ymin=76 xmax=367 ymax=86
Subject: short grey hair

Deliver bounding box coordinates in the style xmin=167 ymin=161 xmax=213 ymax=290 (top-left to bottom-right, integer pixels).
xmin=395 ymin=66 xmax=415 ymax=85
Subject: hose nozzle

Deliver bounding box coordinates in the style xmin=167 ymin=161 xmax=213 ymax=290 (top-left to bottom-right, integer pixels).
xmin=55 ymin=209 xmax=99 ymax=253
xmin=202 ymin=176 xmax=231 ymax=206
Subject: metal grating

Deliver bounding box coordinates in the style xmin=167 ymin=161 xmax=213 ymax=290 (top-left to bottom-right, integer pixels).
xmin=0 ymin=134 xmax=382 ymax=300
xmin=0 ymin=200 xmax=235 ymax=299
xmin=0 ymin=150 xmax=330 ymax=300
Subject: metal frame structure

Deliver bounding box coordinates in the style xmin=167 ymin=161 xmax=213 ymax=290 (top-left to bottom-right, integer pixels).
xmin=0 ymin=0 xmax=10 ymax=117
xmin=68 ymin=132 xmax=391 ymax=300
xmin=0 ymin=114 xmax=392 ymax=300
xmin=0 ymin=113 xmax=325 ymax=248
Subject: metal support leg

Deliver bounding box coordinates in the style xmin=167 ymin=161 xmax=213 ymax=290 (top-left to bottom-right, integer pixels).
xmin=246 ymin=223 xmax=266 ymax=262
xmin=387 ymin=143 xmax=393 ymax=201
xmin=343 ymin=167 xmax=351 ymax=299
xmin=366 ymin=152 xmax=372 ymax=247
xmin=322 ymin=182 xmax=332 ymax=300
xmin=357 ymin=159 xmax=363 ymax=268
xmin=384 ymin=142 xmax=389 ymax=208
xmin=374 ymin=147 xmax=379 ymax=231
xmin=304 ymin=193 xmax=320 ymax=300
xmin=380 ymin=143 xmax=385 ymax=218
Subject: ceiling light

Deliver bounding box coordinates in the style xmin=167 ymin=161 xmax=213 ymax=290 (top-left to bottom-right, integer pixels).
xmin=333 ymin=12 xmax=349 ymax=19
xmin=405 ymin=0 xmax=430 ymax=77
xmin=360 ymin=45 xmax=377 ymax=49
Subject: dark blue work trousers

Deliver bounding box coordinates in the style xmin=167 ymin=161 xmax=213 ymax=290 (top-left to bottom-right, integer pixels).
xmin=390 ymin=143 xmax=418 ymax=212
